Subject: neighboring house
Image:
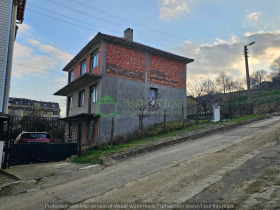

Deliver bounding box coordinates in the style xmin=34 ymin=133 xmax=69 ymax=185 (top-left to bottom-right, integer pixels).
xmin=0 ymin=0 xmax=26 ymax=114
xmin=8 ymin=97 xmax=61 ymax=118
xmin=54 ymin=28 xmax=194 ymax=148
xmin=0 ymin=0 xmax=26 ymax=164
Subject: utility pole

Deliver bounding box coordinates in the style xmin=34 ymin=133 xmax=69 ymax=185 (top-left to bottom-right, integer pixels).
xmin=244 ymin=41 xmax=255 ymax=115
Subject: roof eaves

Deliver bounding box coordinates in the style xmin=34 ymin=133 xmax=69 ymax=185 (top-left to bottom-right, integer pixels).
xmin=63 ymin=33 xmax=103 ymax=72
xmin=62 ymin=32 xmax=194 ymax=72
xmin=16 ymin=0 xmax=27 ymax=22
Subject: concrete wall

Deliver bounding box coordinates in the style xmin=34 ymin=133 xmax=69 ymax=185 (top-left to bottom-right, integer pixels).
xmin=97 ymin=41 xmax=187 ymax=144
xmin=67 ymin=79 xmax=102 ymax=116
xmin=0 ymin=0 xmax=13 ymax=113
xmin=98 ymin=75 xmax=187 ymax=144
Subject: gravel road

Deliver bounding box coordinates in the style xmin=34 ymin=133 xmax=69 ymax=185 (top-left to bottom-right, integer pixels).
xmin=0 ymin=116 xmax=279 ymax=210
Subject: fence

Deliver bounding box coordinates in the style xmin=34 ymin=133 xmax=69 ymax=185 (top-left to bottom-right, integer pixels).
xmin=8 ymin=143 xmax=78 ymax=166
xmin=187 ymin=103 xmax=214 ymax=121
xmin=6 ymin=116 xmax=67 ymax=143
xmin=220 ymin=102 xmax=249 ymax=118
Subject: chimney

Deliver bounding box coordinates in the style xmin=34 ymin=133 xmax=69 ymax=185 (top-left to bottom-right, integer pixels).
xmin=124 ymin=28 xmax=133 ymax=41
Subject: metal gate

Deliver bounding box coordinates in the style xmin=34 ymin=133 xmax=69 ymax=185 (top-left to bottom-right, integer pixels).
xmin=8 ymin=143 xmax=78 ymax=166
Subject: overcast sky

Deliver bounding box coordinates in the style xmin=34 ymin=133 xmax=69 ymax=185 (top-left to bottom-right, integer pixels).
xmin=11 ymin=0 xmax=280 ymax=115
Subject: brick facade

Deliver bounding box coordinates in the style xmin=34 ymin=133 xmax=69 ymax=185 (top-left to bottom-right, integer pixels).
xmin=105 ymin=43 xmax=185 ymax=89
xmin=148 ymin=55 xmax=185 ymax=89
xmin=65 ymin=119 xmax=98 ymax=146
xmin=73 ymin=44 xmax=102 ymax=80
xmin=106 ymin=43 xmax=146 ymax=82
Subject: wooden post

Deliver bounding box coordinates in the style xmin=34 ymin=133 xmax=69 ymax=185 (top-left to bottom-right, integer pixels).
xmin=182 ymin=104 xmax=185 ymax=129
xmin=111 ymin=117 xmax=114 ymax=145
xmin=196 ymin=104 xmax=199 ymax=124
xmin=2 ymin=117 xmax=10 ymax=169
xmin=164 ymin=110 xmax=167 ymax=133
xmin=77 ymin=119 xmax=82 ymax=157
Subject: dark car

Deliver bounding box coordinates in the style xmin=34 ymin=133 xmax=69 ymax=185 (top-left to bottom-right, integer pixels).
xmin=15 ymin=132 xmax=52 ymax=144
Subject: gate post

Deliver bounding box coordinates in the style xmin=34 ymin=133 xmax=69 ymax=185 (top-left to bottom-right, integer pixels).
xmin=77 ymin=119 xmax=82 ymax=156
xmin=3 ymin=116 xmax=10 ymax=169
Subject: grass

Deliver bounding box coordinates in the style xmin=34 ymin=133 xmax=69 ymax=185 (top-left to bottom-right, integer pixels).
xmin=73 ymin=114 xmax=266 ymax=164
xmin=229 ymin=114 xmax=266 ymax=123
xmin=223 ymin=89 xmax=280 ymax=108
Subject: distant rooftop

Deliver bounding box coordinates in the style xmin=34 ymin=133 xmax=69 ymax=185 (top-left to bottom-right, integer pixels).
xmin=9 ymin=97 xmax=60 ymax=109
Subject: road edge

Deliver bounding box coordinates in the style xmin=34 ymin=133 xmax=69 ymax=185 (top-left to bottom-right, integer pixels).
xmin=110 ymin=115 xmax=273 ymax=161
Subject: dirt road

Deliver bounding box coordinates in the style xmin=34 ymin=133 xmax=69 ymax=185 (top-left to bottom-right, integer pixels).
xmin=0 ymin=116 xmax=280 ymax=209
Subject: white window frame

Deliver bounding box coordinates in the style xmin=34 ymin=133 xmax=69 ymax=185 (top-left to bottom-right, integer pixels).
xmin=69 ymin=70 xmax=74 ymax=83
xmin=91 ymin=50 xmax=99 ymax=69
xmin=79 ymin=90 xmax=85 ymax=107
xmin=149 ymin=88 xmax=158 ymax=106
xmin=80 ymin=59 xmax=86 ymax=75
xmin=91 ymin=85 xmax=97 ymax=103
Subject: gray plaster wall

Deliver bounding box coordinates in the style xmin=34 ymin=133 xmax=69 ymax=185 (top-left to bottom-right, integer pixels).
xmin=98 ymin=75 xmax=187 ymax=144
xmin=67 ymin=79 xmax=102 ymax=116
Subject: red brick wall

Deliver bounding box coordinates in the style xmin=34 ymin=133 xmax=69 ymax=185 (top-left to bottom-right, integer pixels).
xmin=65 ymin=119 xmax=98 ymax=146
xmin=88 ymin=44 xmax=102 ymax=75
xmin=73 ymin=44 xmax=102 ymax=80
xmin=148 ymin=55 xmax=185 ymax=89
xmin=81 ymin=119 xmax=87 ymax=145
xmin=106 ymin=43 xmax=146 ymax=82
xmin=73 ymin=63 xmax=80 ymax=80
xmin=105 ymin=43 xmax=185 ymax=89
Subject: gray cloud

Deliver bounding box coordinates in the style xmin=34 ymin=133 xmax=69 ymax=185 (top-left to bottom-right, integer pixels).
xmin=169 ymin=31 xmax=280 ymax=81
xmin=159 ymin=0 xmax=189 ymax=20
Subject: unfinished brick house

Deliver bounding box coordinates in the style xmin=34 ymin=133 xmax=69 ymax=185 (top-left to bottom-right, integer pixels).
xmin=54 ymin=28 xmax=194 ymax=149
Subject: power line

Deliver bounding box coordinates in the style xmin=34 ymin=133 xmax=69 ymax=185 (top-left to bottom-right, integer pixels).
xmin=27 ymin=8 xmax=183 ymax=49
xmin=46 ymin=0 xmax=244 ymax=53
xmin=47 ymin=0 xmax=125 ymax=28
xmin=70 ymin=0 xmax=203 ymax=44
xmin=29 ymin=4 xmax=100 ymax=29
xmin=0 ymin=59 xmax=66 ymax=75
xmin=27 ymin=6 xmax=242 ymax=56
xmin=27 ymin=9 xmax=99 ymax=32
xmin=46 ymin=0 xmax=203 ymax=48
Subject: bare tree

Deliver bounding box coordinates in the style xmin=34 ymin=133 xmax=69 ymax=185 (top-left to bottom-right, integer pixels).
xmin=188 ymin=78 xmax=217 ymax=97
xmin=250 ymin=70 xmax=268 ymax=88
xmin=216 ymin=71 xmax=231 ymax=94
xmin=249 ymin=75 xmax=259 ymax=89
xmin=188 ymin=78 xmax=217 ymax=115
xmin=234 ymin=80 xmax=244 ymax=93
xmin=225 ymin=79 xmax=239 ymax=118
xmin=271 ymin=57 xmax=280 ymax=85
xmin=271 ymin=57 xmax=280 ymax=74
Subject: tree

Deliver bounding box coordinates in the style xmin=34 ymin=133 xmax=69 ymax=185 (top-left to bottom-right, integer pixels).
xmin=251 ymin=70 xmax=268 ymax=88
xmin=271 ymin=57 xmax=280 ymax=74
xmin=188 ymin=78 xmax=217 ymax=97
xmin=216 ymin=71 xmax=231 ymax=94
xmin=188 ymin=78 xmax=218 ymax=115
xmin=225 ymin=78 xmax=240 ymax=118
xmin=234 ymin=80 xmax=244 ymax=93
xmin=271 ymin=57 xmax=280 ymax=86
xmin=249 ymin=75 xmax=259 ymax=89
